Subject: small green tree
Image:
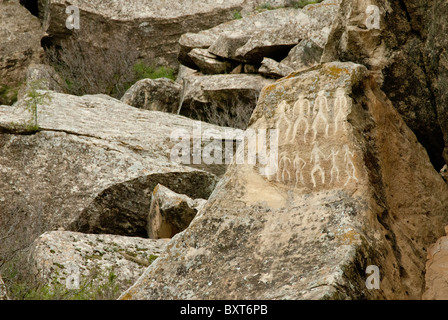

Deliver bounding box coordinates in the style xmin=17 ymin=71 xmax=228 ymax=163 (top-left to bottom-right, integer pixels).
xmin=22 ymin=80 xmax=52 ymax=131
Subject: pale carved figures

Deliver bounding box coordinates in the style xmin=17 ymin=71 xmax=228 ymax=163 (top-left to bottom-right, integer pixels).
xmin=270 ymin=88 xmax=358 ymax=190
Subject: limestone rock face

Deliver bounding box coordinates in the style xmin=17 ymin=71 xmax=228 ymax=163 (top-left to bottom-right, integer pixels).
xmin=120 ymin=62 xmax=448 ymax=300
xmin=179 ymin=74 xmax=274 ymax=129
xmin=26 ymin=231 xmax=168 ymax=293
xmin=39 ymin=0 xmax=254 ymax=70
xmin=0 ymin=0 xmax=44 ymax=105
xmin=422 ymin=226 xmax=448 ymax=300
xmin=322 ymin=0 xmax=446 ymax=170
xmin=120 ymin=78 xmax=182 ymax=113
xmin=0 ymin=92 xmax=240 ymax=259
xmin=147 ymin=184 xmax=207 ymax=239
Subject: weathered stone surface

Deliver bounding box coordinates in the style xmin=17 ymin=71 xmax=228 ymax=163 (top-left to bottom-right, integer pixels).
xmin=179 ymin=74 xmax=274 ymax=129
xmin=207 ymin=32 xmax=251 ymax=60
xmin=17 ymin=63 xmax=67 ymax=100
xmin=39 ymin=0 xmax=253 ymax=71
xmin=281 ymin=39 xmax=324 ymax=71
xmin=425 ymin=0 xmax=448 ymax=167
xmin=322 ymin=0 xmax=446 ymax=170
xmin=0 ymin=0 xmax=44 ymax=105
xmin=187 ymin=49 xmax=232 ymax=75
xmin=120 ymin=78 xmax=182 ymax=113
xmin=147 ymin=184 xmax=207 ymax=239
xmin=0 ymin=92 xmax=240 ymax=260
xmin=26 ymin=231 xmax=168 ymax=293
xmin=258 ymin=57 xmax=294 ymax=78
xmin=120 ymin=62 xmax=448 ymax=300
xmin=179 ymin=0 xmax=340 ymax=67
xmin=422 ymin=226 xmax=448 ymax=300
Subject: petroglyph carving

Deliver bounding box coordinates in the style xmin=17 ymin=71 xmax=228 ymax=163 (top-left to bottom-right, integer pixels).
xmin=293 ymin=151 xmax=306 ymax=187
xmin=312 ymin=90 xmax=330 ymax=141
xmin=278 ymin=151 xmax=292 ymax=183
xmin=275 ymin=100 xmax=293 ymax=141
xmin=327 ymin=148 xmax=340 ymax=184
xmin=310 ymin=143 xmax=326 ymax=187
xmin=343 ymin=144 xmax=358 ymax=186
xmin=334 ymin=88 xmax=349 ymax=134
xmin=290 ymin=94 xmax=311 ymax=143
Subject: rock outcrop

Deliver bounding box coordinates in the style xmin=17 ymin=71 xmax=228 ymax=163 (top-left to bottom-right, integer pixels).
xmin=26 ymin=231 xmax=168 ymax=294
xmin=120 ymin=78 xmax=182 ymax=113
xmin=179 ymin=74 xmax=274 ymax=129
xmin=321 ymin=0 xmax=446 ymax=170
xmin=179 ymin=0 xmax=340 ymax=70
xmin=39 ymin=0 xmax=258 ymax=71
xmin=422 ymin=226 xmax=448 ymax=300
xmin=120 ymin=62 xmax=448 ymax=300
xmin=0 ymin=92 xmax=240 ymax=260
xmin=147 ymin=184 xmax=207 ymax=239
xmin=0 ymin=0 xmax=44 ymax=105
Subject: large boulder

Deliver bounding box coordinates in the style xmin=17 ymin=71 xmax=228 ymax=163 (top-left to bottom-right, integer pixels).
xmin=0 ymin=0 xmax=44 ymax=105
xmin=120 ymin=62 xmax=448 ymax=300
xmin=0 ymin=92 xmax=241 ymax=261
xmin=26 ymin=231 xmax=168 ymax=296
xmin=179 ymin=74 xmax=274 ymax=129
xmin=178 ymin=0 xmax=340 ymax=68
xmin=321 ymin=0 xmax=446 ymax=170
xmin=120 ymin=78 xmax=182 ymax=113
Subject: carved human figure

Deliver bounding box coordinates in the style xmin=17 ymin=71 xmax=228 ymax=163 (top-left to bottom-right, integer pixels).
xmin=290 ymin=94 xmax=311 ymax=143
xmin=310 ymin=143 xmax=326 ymax=188
xmin=312 ymin=90 xmax=330 ymax=141
xmin=343 ymin=144 xmax=358 ymax=186
xmin=293 ymin=151 xmax=306 ymax=187
xmin=326 ymin=148 xmax=340 ymax=184
xmin=275 ymin=100 xmax=293 ymax=142
xmin=278 ymin=151 xmax=292 ymax=183
xmin=334 ymin=88 xmax=349 ymax=134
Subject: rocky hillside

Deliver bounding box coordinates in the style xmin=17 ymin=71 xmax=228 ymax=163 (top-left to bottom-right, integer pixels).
xmin=1 ymin=0 xmax=448 ymax=300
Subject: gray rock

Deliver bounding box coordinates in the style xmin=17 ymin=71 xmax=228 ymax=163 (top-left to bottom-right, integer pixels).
xmin=0 ymin=0 xmax=44 ymax=105
xmin=121 ymin=78 xmax=182 ymax=113
xmin=321 ymin=0 xmax=446 ymax=170
xmin=179 ymin=0 xmax=340 ymax=66
xmin=187 ymin=49 xmax=232 ymax=74
xmin=120 ymin=62 xmax=448 ymax=300
xmin=0 ymin=92 xmax=242 ymax=260
xmin=147 ymin=184 xmax=207 ymax=239
xmin=258 ymin=57 xmax=294 ymax=78
xmin=281 ymin=39 xmax=324 ymax=71
xmin=208 ymin=32 xmax=251 ymax=60
xmin=39 ymin=0 xmax=253 ymax=71
xmin=179 ymin=74 xmax=274 ymax=129
xmin=26 ymin=231 xmax=169 ymax=295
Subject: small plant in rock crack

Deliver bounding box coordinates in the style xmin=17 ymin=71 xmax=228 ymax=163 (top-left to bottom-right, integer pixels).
xmin=18 ymin=80 xmax=52 ymax=132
